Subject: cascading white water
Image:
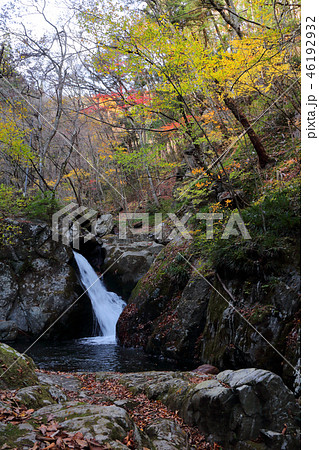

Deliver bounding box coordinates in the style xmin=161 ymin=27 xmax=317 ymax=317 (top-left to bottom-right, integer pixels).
xmin=73 ymin=251 xmax=125 ymax=344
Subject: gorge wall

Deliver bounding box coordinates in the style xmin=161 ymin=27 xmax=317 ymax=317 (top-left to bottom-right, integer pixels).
xmin=117 ymin=240 xmax=301 ymax=395
xmin=0 ymin=218 xmax=91 ymax=340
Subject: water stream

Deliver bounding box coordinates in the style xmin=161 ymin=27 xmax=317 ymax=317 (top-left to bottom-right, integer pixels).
xmin=73 ymin=251 xmax=126 ymax=343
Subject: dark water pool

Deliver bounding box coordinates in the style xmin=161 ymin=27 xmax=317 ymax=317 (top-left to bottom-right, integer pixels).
xmin=12 ymin=337 xmax=192 ymax=373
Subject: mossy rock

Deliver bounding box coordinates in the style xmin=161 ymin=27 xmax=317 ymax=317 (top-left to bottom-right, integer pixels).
xmin=0 ymin=422 xmax=37 ymax=448
xmin=33 ymin=403 xmax=141 ymax=447
xmin=0 ymin=343 xmax=38 ymax=389
xmin=15 ymin=384 xmax=56 ymax=409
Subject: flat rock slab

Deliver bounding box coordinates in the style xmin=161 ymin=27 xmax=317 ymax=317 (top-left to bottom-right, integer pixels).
xmin=36 ymin=371 xmax=81 ymax=392
xmin=33 ymin=402 xmax=137 ymax=447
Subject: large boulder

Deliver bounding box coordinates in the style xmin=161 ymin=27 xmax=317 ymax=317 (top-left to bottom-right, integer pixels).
xmin=33 ymin=403 xmax=142 ymax=447
xmin=102 ymin=236 xmax=164 ymax=299
xmin=93 ymin=213 xmax=113 ymax=237
xmin=144 ymin=419 xmax=190 ymax=449
xmin=0 ymin=342 xmax=38 ymax=389
xmin=0 ymin=218 xmax=78 ymax=338
xmin=184 ymin=368 xmax=300 ymax=448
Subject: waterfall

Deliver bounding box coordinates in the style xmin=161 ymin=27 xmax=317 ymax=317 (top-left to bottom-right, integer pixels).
xmin=73 ymin=251 xmax=125 ymax=344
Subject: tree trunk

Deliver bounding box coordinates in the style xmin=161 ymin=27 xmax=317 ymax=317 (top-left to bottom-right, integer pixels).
xmin=223 ymin=96 xmax=271 ymax=168
xmin=206 ymin=0 xmax=243 ymax=39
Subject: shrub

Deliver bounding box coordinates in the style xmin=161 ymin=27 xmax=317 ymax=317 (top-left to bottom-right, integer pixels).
xmin=25 ymin=191 xmax=61 ymax=221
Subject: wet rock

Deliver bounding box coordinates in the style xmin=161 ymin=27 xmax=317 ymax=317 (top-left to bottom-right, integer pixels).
xmin=0 ymin=320 xmax=19 ymax=341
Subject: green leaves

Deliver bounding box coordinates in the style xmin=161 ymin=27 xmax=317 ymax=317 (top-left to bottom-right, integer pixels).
xmin=0 ymin=108 xmax=35 ymax=165
xmin=113 ymin=145 xmax=177 ymax=173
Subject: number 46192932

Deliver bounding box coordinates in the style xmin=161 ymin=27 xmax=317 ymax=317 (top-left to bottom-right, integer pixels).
xmin=306 ymin=17 xmax=316 ymax=79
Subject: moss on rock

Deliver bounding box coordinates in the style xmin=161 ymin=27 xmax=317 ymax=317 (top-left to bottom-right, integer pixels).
xmin=15 ymin=385 xmax=56 ymax=409
xmin=0 ymin=343 xmax=38 ymax=389
xmin=0 ymin=423 xmax=32 ymax=447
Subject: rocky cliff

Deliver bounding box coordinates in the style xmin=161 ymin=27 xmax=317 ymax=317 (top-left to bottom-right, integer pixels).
xmin=0 ymin=218 xmax=81 ymax=340
xmin=117 ymin=240 xmax=301 ymax=395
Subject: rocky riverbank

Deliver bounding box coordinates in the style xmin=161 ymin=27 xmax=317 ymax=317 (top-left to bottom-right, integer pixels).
xmin=0 ymin=343 xmax=300 ymax=449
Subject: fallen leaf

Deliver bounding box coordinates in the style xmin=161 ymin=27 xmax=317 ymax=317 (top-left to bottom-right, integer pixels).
xmin=73 ymin=431 xmax=84 ymax=439
xmin=38 ymin=424 xmax=47 ymax=435
xmin=42 ymin=444 xmax=56 ymax=450
xmin=75 ymin=439 xmax=88 ymax=447
xmin=47 ymin=422 xmax=59 ymax=432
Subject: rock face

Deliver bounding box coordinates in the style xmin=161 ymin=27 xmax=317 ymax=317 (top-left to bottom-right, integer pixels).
xmin=116 ymin=241 xmax=193 ymax=349
xmin=185 ymin=369 xmax=300 ymax=447
xmin=0 ymin=320 xmax=19 ymax=341
xmin=0 ymin=218 xmax=79 ymax=339
xmin=102 ymin=235 xmax=164 ymax=299
xmin=117 ymin=242 xmax=301 ymax=393
xmin=200 ymin=270 xmax=301 ymax=396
